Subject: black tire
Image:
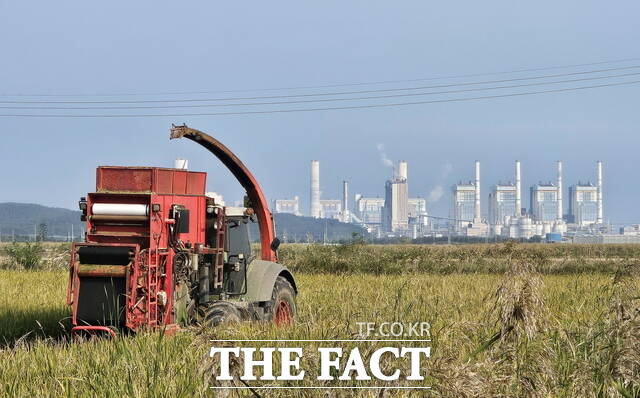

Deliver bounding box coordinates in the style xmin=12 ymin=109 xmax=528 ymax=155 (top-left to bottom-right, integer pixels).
xmin=265 ymin=276 xmax=297 ymax=325
xmin=200 ymin=301 xmax=243 ymax=327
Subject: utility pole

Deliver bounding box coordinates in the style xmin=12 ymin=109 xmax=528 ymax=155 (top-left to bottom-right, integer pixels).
xmin=323 ymin=220 xmax=328 ymax=245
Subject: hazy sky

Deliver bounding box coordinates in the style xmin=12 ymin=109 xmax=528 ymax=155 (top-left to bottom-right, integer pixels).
xmin=1 ymin=1 xmax=639 ymax=223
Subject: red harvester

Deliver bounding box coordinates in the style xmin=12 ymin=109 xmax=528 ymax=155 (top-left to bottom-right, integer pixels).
xmin=67 ymin=125 xmax=296 ymax=336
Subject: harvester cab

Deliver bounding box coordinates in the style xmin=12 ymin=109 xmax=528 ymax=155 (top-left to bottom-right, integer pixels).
xmin=67 ymin=125 xmax=297 ymax=337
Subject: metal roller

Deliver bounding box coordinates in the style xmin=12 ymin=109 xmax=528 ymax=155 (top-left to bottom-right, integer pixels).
xmin=90 ymin=215 xmax=149 ymax=222
xmin=92 ymin=203 xmax=149 ymax=217
xmin=78 ymin=246 xmax=132 ymax=265
xmin=77 ymin=265 xmax=127 ymax=278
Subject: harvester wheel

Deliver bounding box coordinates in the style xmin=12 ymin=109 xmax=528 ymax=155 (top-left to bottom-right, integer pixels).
xmin=201 ymin=301 xmax=243 ymax=327
xmin=266 ymin=276 xmax=296 ymax=326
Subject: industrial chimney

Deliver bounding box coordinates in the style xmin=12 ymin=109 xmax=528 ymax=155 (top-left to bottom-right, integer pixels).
xmin=397 ymin=161 xmax=408 ymax=181
xmin=557 ymin=160 xmax=563 ymax=221
xmin=310 ymin=160 xmax=321 ymax=218
xmin=597 ymin=161 xmax=603 ymax=224
xmin=342 ymin=180 xmax=349 ymax=223
xmin=515 ymin=160 xmax=521 ymax=217
xmin=474 ymin=160 xmax=481 ymax=222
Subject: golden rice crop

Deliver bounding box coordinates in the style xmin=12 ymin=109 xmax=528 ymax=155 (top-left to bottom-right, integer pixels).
xmin=0 ymin=243 xmax=638 ymax=397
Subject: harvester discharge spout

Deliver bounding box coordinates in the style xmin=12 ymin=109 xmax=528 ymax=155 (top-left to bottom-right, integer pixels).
xmin=170 ymin=124 xmax=278 ymax=262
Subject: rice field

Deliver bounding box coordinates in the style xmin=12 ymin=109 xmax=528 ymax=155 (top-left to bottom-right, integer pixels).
xmin=0 ymin=243 xmax=639 ymax=397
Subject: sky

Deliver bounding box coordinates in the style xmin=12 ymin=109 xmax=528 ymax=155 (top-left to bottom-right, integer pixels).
xmin=0 ymin=1 xmax=639 ymax=223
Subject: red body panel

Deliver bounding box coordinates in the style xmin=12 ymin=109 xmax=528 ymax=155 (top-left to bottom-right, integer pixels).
xmin=68 ymin=167 xmax=209 ymax=332
xmin=96 ymin=166 xmax=206 ymax=195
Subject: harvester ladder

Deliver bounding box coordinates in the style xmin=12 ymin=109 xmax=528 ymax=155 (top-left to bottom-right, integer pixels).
xmin=146 ymin=250 xmax=160 ymax=326
xmin=212 ymin=215 xmax=226 ymax=289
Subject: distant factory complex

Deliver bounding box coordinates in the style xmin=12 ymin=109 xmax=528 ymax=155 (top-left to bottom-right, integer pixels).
xmin=273 ymin=158 xmax=637 ymax=242
xmin=450 ymin=160 xmax=604 ymax=241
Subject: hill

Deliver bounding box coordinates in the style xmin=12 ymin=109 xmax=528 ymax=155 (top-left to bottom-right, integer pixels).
xmin=0 ymin=203 xmax=364 ymax=243
xmin=270 ymin=213 xmax=365 ymax=243
xmin=0 ymin=203 xmax=83 ymax=240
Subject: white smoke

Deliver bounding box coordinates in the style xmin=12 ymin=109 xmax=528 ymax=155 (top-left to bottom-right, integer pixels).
xmin=427 ymin=185 xmax=444 ymax=202
xmin=427 ymin=162 xmax=453 ymax=203
xmin=442 ymin=162 xmax=453 ymax=178
xmin=376 ymin=143 xmax=394 ymax=168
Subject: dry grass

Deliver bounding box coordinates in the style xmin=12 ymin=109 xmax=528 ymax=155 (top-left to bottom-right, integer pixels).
xmin=3 ymin=241 xmax=640 ymax=274
xmin=1 ymin=271 xmax=639 ymax=396
xmin=0 ymin=242 xmax=69 ymax=270
xmin=1 ymin=243 xmax=639 ymax=397
xmin=279 ymin=242 xmax=640 ymax=275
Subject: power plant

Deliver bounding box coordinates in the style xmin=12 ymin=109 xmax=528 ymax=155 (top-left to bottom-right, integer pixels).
xmin=272 ymin=156 xmax=615 ymax=242
xmin=460 ymin=159 xmax=601 ymax=240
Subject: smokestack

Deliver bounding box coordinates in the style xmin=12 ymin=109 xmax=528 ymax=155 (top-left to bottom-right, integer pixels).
xmin=310 ymin=160 xmax=321 ymax=218
xmin=557 ymin=160 xmax=563 ymax=221
xmin=342 ymin=180 xmax=349 ymax=222
xmin=474 ymin=160 xmax=481 ymax=222
xmin=515 ymin=160 xmax=521 ymax=217
xmin=597 ymin=161 xmax=603 ymax=224
xmin=397 ymin=161 xmax=408 ymax=181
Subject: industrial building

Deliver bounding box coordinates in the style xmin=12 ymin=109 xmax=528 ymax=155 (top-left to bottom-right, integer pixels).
xmin=451 ymin=183 xmax=475 ymax=232
xmin=488 ymin=183 xmax=517 ymax=225
xmin=530 ymin=183 xmax=559 ymax=223
xmin=568 ymin=184 xmax=598 ymax=226
xmin=451 ymin=161 xmax=487 ymax=236
xmin=487 ymin=160 xmax=566 ymax=239
xmin=354 ymin=196 xmax=385 ymax=225
xmin=620 ymin=224 xmax=640 ymax=236
xmin=573 ymin=234 xmax=640 ymax=244
xmin=319 ymin=199 xmax=342 ymax=220
xmin=408 ymin=198 xmax=427 ymax=218
xmin=351 ymin=162 xmax=428 ymax=237
xmin=273 ymin=157 xmax=612 ymax=241
xmin=521 ymin=161 xmax=566 ymax=237
xmin=382 ymin=161 xmax=409 ymax=234
xmin=484 ymin=160 xmax=609 ymax=240
xmin=408 ymin=197 xmax=429 ymax=238
xmin=530 ymin=160 xmax=563 ymax=225
xmin=488 ymin=161 xmax=521 ymax=235
xmin=273 ymin=196 xmax=301 ymax=216
xmin=566 ymin=160 xmax=603 ymax=227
